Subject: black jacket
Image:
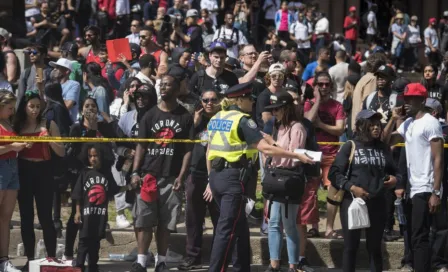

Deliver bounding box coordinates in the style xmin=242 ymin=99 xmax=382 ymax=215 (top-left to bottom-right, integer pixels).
xmin=328 ymin=139 xmax=397 ymax=199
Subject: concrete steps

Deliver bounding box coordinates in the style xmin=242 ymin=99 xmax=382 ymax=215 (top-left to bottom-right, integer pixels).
xmin=8 ymin=229 xmax=405 ymax=270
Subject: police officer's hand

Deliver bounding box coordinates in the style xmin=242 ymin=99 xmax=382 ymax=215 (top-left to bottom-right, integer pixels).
xmin=173 ymin=177 xmax=183 ymax=191
xmin=203 ymin=183 xmax=213 ymax=202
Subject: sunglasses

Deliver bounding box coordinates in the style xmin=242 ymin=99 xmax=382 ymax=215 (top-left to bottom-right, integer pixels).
xmin=317 ymin=82 xmax=331 ymax=87
xmin=25 ymin=49 xmax=39 ymax=55
xmin=140 ymin=35 xmax=147 ymax=39
xmin=271 ymin=74 xmax=284 ymax=80
xmin=202 ymin=98 xmax=218 ymax=104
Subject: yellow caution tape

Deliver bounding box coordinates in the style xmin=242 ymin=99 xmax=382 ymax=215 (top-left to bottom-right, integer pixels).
xmin=0 ymin=136 xmax=417 ymax=147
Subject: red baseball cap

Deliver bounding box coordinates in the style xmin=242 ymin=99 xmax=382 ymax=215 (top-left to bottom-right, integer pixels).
xmin=349 ymin=6 xmax=356 ymax=12
xmin=404 ymin=83 xmax=428 ymax=98
xmin=429 ymin=18 xmax=437 ymax=24
xmin=140 ymin=174 xmax=158 ymax=203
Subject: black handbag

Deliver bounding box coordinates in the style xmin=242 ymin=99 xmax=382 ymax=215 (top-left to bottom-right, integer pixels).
xmin=261 ymin=124 xmax=306 ymax=218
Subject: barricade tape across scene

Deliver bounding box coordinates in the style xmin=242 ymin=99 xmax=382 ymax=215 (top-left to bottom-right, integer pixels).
xmin=0 ymin=136 xmax=417 ymax=147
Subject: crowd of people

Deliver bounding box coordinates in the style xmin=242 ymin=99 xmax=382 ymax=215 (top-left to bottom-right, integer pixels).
xmin=0 ymin=0 xmax=447 ymax=272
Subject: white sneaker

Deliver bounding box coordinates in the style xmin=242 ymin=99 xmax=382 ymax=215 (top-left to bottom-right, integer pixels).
xmin=116 ymin=214 xmax=131 ymax=229
xmin=0 ymin=260 xmax=21 ymax=272
xmin=166 ymin=249 xmax=183 ymax=263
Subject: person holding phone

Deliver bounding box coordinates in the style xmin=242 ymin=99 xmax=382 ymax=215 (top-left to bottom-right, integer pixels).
xmin=178 ymin=90 xmax=221 ymax=270
xmin=17 ymin=44 xmax=51 ymax=106
xmin=303 ymin=72 xmax=346 ymax=239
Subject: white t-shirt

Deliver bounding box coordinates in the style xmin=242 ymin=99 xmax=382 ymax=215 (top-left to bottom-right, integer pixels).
xmin=407 ymin=25 xmax=421 ymax=44
xmin=201 ymin=0 xmax=218 ymax=26
xmin=290 ymin=21 xmax=310 ymax=49
xmin=424 ymin=27 xmax=439 ymax=54
xmin=398 ymin=114 xmax=444 ymax=198
xmin=329 ymin=62 xmax=349 ymax=103
xmin=212 ymin=27 xmax=248 ymax=58
xmin=25 ymin=0 xmax=41 ymax=18
xmin=367 ymin=11 xmax=377 ymax=35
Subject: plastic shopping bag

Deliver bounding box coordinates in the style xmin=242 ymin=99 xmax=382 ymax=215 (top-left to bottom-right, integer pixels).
xmin=348 ymin=197 xmax=370 ymax=230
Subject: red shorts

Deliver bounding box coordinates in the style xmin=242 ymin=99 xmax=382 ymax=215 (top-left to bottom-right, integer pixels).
xmin=296 ymin=177 xmax=320 ymax=225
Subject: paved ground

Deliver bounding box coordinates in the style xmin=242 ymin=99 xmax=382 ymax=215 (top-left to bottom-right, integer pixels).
xmin=9 ymin=257 xmax=401 ymax=272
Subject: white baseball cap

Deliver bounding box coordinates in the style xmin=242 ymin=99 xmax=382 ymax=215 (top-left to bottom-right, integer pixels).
xmin=49 ymin=58 xmax=73 ymax=72
xmin=0 ymin=28 xmax=11 ymax=40
xmin=268 ymin=63 xmax=285 ymax=75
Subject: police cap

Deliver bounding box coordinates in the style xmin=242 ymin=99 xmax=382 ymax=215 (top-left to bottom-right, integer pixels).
xmin=224 ymin=82 xmax=253 ymax=98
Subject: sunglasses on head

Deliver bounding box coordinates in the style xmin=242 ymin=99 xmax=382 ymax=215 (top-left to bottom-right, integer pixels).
xmin=317 ymin=82 xmax=330 ymax=87
xmin=202 ymin=98 xmax=218 ymax=104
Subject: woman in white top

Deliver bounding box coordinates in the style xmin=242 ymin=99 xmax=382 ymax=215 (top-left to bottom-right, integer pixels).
xmin=405 ymin=16 xmax=422 ymax=71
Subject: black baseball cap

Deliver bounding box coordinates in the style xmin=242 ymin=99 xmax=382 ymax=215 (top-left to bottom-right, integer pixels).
xmin=167 ymin=65 xmax=188 ymax=81
xmin=225 ymin=57 xmax=240 ymax=70
xmin=356 ymin=110 xmax=382 ymax=121
xmin=265 ymin=91 xmax=294 ymax=110
xmin=392 ymin=77 xmax=411 ymax=93
xmin=374 ymin=65 xmax=396 ymax=80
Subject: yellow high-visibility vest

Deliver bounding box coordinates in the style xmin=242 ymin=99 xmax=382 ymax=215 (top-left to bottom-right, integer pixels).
xmin=207 ymin=110 xmax=258 ymax=162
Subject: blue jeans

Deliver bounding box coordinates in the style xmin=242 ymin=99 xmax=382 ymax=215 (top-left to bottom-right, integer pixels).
xmin=268 ymin=201 xmax=300 ymax=264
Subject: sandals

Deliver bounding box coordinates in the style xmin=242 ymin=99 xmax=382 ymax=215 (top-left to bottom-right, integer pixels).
xmin=307 ymin=228 xmax=320 ymax=238
xmin=325 ymin=230 xmax=343 ymax=239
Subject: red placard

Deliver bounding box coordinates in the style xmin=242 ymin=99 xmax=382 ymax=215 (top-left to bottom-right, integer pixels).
xmin=106 ymin=38 xmax=132 ymax=62
xmin=40 ymin=267 xmax=82 ymax=272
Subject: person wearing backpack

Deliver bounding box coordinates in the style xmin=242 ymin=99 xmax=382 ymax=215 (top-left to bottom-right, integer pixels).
xmin=188 ymin=42 xmax=239 ymax=95
xmin=362 ymin=65 xmax=397 ymax=126
xmin=212 ymin=11 xmax=248 ymax=58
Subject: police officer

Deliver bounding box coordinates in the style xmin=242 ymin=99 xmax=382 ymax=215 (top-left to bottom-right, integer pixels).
xmin=207 ymin=82 xmax=314 ymax=272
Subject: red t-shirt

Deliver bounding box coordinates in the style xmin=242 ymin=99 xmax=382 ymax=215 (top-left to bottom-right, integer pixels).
xmin=304 ymin=98 xmax=345 ymax=155
xmin=344 ymin=16 xmax=359 ymax=40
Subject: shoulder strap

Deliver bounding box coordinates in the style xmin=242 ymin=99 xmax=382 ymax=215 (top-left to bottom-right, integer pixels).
xmin=345 ymin=140 xmax=356 ymax=177
xmin=197 ymin=69 xmax=206 ymax=91
xmin=23 ymin=67 xmax=31 ymax=90
xmin=366 ymin=92 xmax=376 ymax=109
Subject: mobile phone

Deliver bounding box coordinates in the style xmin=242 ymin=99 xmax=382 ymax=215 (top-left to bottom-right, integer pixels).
xmin=36 ymin=68 xmax=43 ymax=83
xmin=195 ymin=100 xmax=203 ymax=111
xmin=400 ymin=105 xmax=406 ymax=116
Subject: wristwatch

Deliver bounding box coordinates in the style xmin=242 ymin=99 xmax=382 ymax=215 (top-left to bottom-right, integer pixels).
xmin=432 ymin=189 xmax=441 ymax=197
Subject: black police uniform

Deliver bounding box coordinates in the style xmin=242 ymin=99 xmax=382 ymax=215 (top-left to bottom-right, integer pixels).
xmin=208 ymin=82 xmax=263 ymax=272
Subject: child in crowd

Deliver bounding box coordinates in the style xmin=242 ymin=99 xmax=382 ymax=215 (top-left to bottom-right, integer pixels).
xmin=72 ymin=143 xmax=131 ymax=272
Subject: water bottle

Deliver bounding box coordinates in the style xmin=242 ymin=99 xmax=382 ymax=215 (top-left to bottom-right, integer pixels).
xmin=109 ymin=254 xmax=126 ymax=261
xmin=17 ymin=243 xmax=24 ymax=257
xmin=35 ymin=239 xmax=47 ymax=259
xmin=56 ymin=244 xmax=65 ymax=259
xmin=395 ymin=198 xmax=407 ymax=225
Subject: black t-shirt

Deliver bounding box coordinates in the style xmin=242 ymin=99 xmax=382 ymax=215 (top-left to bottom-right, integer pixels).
xmin=189 ymin=69 xmax=239 ymax=95
xmin=255 ymin=88 xmax=273 ymax=126
xmin=183 ymin=25 xmax=203 ymax=53
xmin=72 ymin=168 xmax=119 ymax=239
xmin=362 ymin=92 xmax=391 ymax=126
xmin=190 ymin=115 xmax=211 ymax=174
xmin=138 ymin=105 xmax=194 ymax=177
